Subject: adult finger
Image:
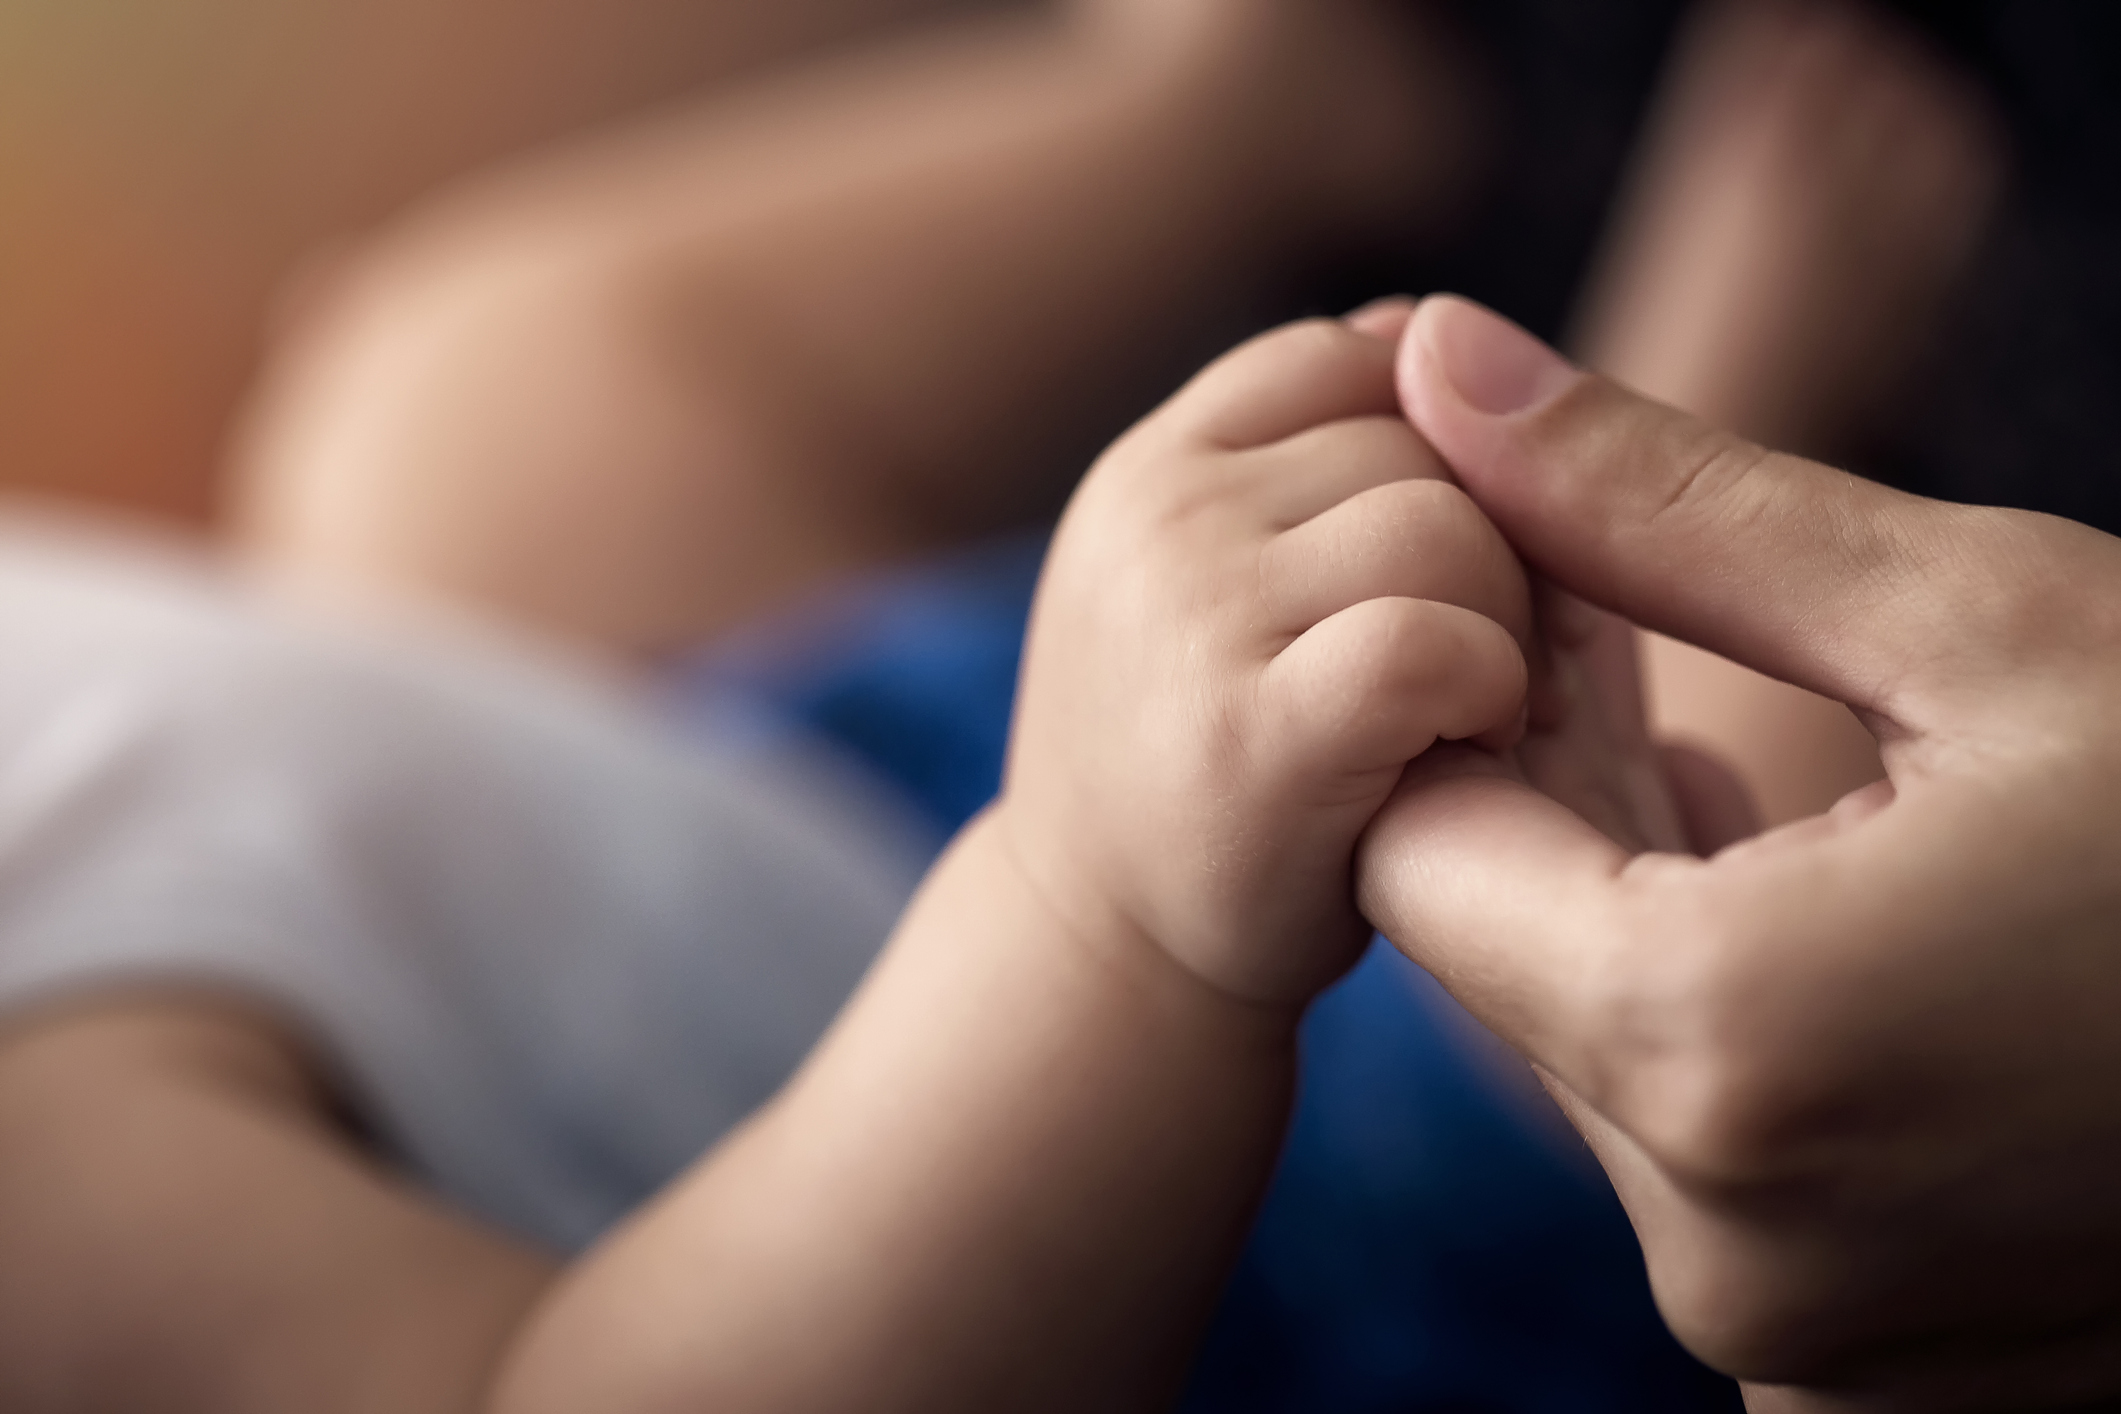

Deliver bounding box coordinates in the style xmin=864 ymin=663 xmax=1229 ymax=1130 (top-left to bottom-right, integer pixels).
xmin=1358 ymin=748 xmax=1806 ymax=1135
xmin=1395 ymin=295 xmax=1997 ymax=719
xmin=1358 ymin=736 xmax=1974 ymax=1152
xmin=1355 ymin=747 xmax=1638 ymax=1082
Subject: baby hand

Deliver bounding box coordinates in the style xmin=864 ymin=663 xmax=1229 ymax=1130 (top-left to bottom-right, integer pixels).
xmin=1001 ymin=313 xmax=1533 ymax=1006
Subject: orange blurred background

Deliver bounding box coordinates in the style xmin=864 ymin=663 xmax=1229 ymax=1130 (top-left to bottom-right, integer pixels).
xmin=0 ymin=0 xmax=967 ymax=522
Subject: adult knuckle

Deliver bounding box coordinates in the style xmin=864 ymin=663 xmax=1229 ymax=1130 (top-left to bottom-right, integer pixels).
xmin=1644 ymin=432 xmax=1777 ymax=537
xmin=1511 ymin=378 xmax=1727 ymax=518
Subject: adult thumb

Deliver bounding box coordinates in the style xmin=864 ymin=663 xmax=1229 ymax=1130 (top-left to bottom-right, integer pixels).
xmin=1398 ymin=295 xmax=1973 ymax=718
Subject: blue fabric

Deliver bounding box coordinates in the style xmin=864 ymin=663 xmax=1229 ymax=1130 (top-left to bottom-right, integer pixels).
xmin=673 ymin=537 xmax=1740 ymax=1413
xmin=674 ymin=536 xmax=1044 ymax=834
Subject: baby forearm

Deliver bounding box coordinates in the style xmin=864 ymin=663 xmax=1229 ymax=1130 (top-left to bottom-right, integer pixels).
xmin=491 ymin=810 xmax=1300 ymax=1414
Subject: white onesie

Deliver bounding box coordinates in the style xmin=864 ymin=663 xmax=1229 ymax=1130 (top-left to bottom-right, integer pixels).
xmin=0 ymin=519 xmax=930 ymax=1250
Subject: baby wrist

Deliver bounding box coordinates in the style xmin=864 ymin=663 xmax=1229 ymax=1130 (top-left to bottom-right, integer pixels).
xmin=974 ymin=805 xmax=1307 ymax=1044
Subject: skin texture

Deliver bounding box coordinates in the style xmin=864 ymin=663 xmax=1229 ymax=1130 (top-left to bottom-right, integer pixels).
xmin=0 ymin=312 xmax=1537 ymax=1413
xmin=1361 ymin=295 xmax=2121 ymax=1414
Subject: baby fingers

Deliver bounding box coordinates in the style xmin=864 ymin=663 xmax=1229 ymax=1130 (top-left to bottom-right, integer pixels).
xmin=1260 ymin=477 xmax=1535 ymax=647
xmin=1259 ymin=597 xmax=1528 ymax=794
xmin=1163 ymin=318 xmax=1401 ymax=451
xmin=1244 ymin=414 xmax=1452 ymax=529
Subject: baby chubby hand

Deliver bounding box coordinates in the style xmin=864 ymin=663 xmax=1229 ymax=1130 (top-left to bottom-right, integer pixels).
xmin=999 ymin=309 xmax=1533 ymax=1007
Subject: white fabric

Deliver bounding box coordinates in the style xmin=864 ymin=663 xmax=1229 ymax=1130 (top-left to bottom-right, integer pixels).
xmin=0 ymin=522 xmax=929 ymax=1250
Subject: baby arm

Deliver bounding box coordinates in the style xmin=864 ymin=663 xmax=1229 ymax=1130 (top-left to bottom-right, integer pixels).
xmin=493 ymin=311 xmax=1536 ymax=1412
xmin=0 ymin=313 xmax=1532 ymax=1414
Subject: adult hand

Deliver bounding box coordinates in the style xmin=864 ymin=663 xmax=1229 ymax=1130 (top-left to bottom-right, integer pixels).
xmin=1360 ymin=295 xmax=2121 ymax=1412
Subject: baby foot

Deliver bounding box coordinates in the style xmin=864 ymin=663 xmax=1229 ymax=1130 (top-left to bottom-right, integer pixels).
xmin=1574 ymin=0 xmax=2004 ymax=455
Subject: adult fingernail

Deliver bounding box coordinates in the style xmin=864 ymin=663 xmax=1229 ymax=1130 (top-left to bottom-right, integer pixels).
xmin=1417 ymin=296 xmax=1578 ymax=415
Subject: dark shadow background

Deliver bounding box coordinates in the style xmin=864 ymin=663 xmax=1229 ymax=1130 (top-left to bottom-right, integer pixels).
xmin=1312 ymin=0 xmax=2121 ymax=538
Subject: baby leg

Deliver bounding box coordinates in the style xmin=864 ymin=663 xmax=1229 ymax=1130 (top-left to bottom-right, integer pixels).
xmin=232 ymin=0 xmax=1485 ymax=656
xmin=0 ymin=0 xmax=988 ymax=523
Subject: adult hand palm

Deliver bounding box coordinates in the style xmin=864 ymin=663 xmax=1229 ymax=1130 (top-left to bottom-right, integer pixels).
xmin=1360 ymin=297 xmax=2121 ymax=1412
